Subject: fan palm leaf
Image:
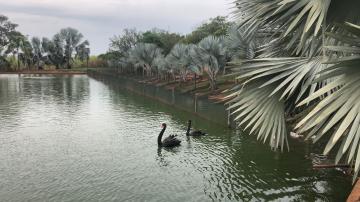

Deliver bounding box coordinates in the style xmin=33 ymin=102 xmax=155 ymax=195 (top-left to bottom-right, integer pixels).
xmin=296 ymin=22 xmax=360 ymax=181
xmin=129 ymin=43 xmax=162 ymax=74
xmin=232 ymin=0 xmax=360 ymax=55
xmin=226 ymin=79 xmax=289 ymax=151
xmin=190 ymin=36 xmax=227 ymax=91
xmin=166 ymin=44 xmax=192 ymax=82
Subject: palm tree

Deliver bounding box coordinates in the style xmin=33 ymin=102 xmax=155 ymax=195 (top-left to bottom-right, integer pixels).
xmin=59 ymin=27 xmax=86 ymax=69
xmin=42 ymin=35 xmax=66 ymax=69
xmin=6 ymin=31 xmax=26 ymax=70
xmin=296 ymin=22 xmax=360 ymax=181
xmin=225 ymin=25 xmax=257 ymax=61
xmin=190 ymin=36 xmax=227 ymax=91
xmin=129 ymin=43 xmax=162 ymax=77
xmin=227 ymin=0 xmax=360 ymax=178
xmin=153 ymin=54 xmax=169 ymax=80
xmin=166 ymin=44 xmax=192 ymax=83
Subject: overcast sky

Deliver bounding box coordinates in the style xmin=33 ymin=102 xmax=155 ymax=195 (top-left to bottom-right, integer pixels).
xmin=1 ymin=0 xmax=231 ymax=55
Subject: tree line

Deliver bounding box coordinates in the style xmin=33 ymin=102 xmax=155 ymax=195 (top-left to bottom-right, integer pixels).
xmin=100 ymin=16 xmax=235 ymax=91
xmin=0 ymin=14 xmax=90 ymax=71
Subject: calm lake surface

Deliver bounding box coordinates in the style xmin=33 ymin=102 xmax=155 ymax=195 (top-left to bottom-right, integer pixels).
xmin=0 ymin=74 xmax=351 ymax=201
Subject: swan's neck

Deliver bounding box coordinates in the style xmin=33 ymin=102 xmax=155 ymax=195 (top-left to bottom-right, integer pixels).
xmin=158 ymin=126 xmax=166 ymax=146
xmin=186 ymin=122 xmax=191 ymax=136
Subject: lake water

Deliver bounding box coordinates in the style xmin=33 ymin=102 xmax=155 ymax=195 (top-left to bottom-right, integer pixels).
xmin=0 ymin=74 xmax=351 ymax=201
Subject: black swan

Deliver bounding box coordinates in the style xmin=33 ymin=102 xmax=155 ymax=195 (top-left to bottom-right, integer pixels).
xmin=186 ymin=120 xmax=206 ymax=136
xmin=158 ymin=123 xmax=181 ymax=147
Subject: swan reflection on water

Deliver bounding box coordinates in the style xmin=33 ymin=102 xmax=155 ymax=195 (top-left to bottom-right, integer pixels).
xmin=156 ymin=147 xmax=179 ymax=167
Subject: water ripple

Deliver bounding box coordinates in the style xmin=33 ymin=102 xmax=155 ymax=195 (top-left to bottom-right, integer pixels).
xmin=0 ymin=74 xmax=351 ymax=201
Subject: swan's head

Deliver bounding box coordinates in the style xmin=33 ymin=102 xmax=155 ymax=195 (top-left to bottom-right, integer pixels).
xmin=161 ymin=123 xmax=166 ymax=128
xmin=188 ymin=120 xmax=192 ymax=124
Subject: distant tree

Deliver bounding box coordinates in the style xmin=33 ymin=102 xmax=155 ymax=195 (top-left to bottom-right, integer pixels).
xmin=109 ymin=28 xmax=141 ymax=55
xmin=42 ymin=35 xmax=65 ymax=69
xmin=139 ymin=30 xmax=162 ymax=47
xmin=59 ymin=27 xmax=87 ymax=69
xmin=31 ymin=37 xmax=43 ymax=69
xmin=182 ymin=16 xmax=233 ymax=44
xmin=158 ymin=32 xmax=183 ymax=55
xmin=5 ymin=31 xmax=28 ymax=70
xmin=0 ymin=14 xmax=18 ymax=59
xmin=39 ymin=28 xmax=89 ymax=69
xmin=18 ymin=39 xmax=33 ymax=70
xmin=75 ymin=40 xmax=90 ymax=67
xmin=139 ymin=29 xmax=183 ymax=55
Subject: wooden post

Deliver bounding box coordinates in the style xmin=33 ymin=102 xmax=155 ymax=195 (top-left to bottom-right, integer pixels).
xmin=194 ymin=73 xmax=197 ymax=91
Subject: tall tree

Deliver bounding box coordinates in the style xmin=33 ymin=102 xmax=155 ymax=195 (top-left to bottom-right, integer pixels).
xmin=31 ymin=37 xmax=43 ymax=69
xmin=109 ymin=28 xmax=141 ymax=70
xmin=5 ymin=31 xmax=27 ymax=70
xmin=18 ymin=38 xmax=33 ymax=70
xmin=59 ymin=27 xmax=85 ymax=69
xmin=109 ymin=28 xmax=140 ymax=55
xmin=42 ymin=35 xmax=65 ymax=69
xmin=0 ymin=14 xmax=18 ymax=58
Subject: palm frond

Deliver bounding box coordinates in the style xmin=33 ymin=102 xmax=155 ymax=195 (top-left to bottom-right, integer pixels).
xmin=232 ymin=57 xmax=327 ymax=103
xmin=232 ymin=0 xmax=360 ymax=55
xmin=296 ymin=22 xmax=360 ymax=182
xmin=227 ymin=79 xmax=289 ymax=151
xmin=129 ymin=43 xmax=162 ymax=71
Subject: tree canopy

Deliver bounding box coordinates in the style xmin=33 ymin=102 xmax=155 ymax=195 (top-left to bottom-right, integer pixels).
xmin=0 ymin=15 xmax=90 ymax=70
xmin=182 ymin=16 xmax=233 ymax=44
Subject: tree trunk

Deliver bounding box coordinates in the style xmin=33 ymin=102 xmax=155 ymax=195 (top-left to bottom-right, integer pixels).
xmin=210 ymin=78 xmax=217 ymax=92
xmin=17 ymin=49 xmax=20 ymax=71
xmin=194 ymin=73 xmax=197 ymax=91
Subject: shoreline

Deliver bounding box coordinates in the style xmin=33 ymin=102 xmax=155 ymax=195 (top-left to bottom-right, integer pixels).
xmin=0 ymin=70 xmax=87 ymax=75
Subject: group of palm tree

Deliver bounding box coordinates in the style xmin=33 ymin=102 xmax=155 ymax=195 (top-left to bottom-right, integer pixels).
xmin=105 ymin=0 xmax=360 ymax=182
xmin=107 ymin=35 xmax=231 ymax=92
xmin=0 ymin=15 xmax=90 ymax=70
